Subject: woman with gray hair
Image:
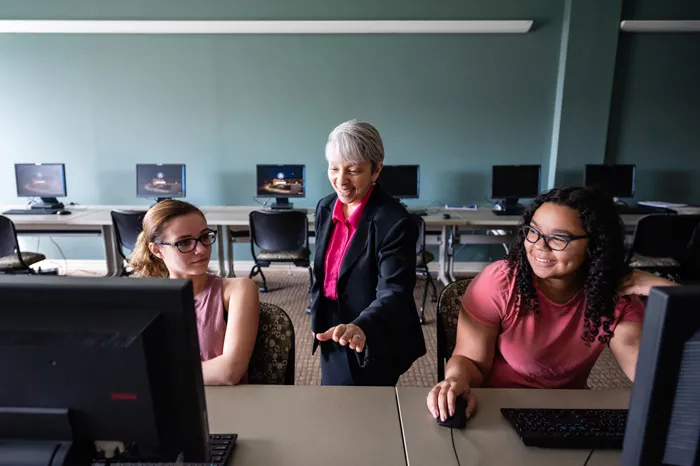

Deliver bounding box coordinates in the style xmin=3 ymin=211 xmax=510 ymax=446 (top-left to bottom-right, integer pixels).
xmin=310 ymin=119 xmax=426 ymax=386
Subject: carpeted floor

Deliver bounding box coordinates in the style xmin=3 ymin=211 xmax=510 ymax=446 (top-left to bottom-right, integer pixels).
xmin=247 ymin=269 xmax=632 ymax=390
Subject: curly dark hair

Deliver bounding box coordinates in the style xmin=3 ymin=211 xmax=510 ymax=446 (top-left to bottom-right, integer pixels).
xmin=505 ymin=186 xmax=628 ymax=345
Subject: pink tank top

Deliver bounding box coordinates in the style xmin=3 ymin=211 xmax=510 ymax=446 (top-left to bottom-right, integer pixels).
xmin=194 ymin=274 xmax=227 ymax=362
xmin=193 ymin=274 xmax=248 ymax=385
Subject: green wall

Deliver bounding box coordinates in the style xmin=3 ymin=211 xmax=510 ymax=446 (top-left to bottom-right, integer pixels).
xmin=0 ymin=0 xmax=698 ymax=263
xmin=606 ymin=0 xmax=700 ymax=203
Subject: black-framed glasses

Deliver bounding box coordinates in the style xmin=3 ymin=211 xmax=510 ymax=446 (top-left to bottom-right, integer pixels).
xmin=156 ymin=229 xmax=217 ymax=253
xmin=521 ymin=225 xmax=588 ymax=252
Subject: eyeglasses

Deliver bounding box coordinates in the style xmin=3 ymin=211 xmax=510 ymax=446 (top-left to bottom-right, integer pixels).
xmin=521 ymin=225 xmax=588 ymax=252
xmin=156 ymin=229 xmax=217 ymax=253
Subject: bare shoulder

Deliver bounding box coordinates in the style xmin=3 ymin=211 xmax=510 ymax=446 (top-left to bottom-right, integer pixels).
xmin=222 ymin=277 xmax=260 ymax=305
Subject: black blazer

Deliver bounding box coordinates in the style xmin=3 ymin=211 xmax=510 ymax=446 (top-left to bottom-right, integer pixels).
xmin=311 ymin=184 xmax=426 ymax=383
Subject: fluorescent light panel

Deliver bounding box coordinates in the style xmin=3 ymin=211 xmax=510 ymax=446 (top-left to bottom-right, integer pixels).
xmin=0 ymin=20 xmax=533 ymax=34
xmin=620 ymin=20 xmax=700 ymax=32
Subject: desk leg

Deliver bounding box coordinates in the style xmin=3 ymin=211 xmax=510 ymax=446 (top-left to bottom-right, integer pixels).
xmin=101 ymin=225 xmax=119 ymax=277
xmin=216 ymin=225 xmax=226 ymax=277
xmin=447 ymin=226 xmax=457 ymax=283
xmin=226 ymin=226 xmax=236 ymax=278
xmin=438 ymin=226 xmax=450 ymax=286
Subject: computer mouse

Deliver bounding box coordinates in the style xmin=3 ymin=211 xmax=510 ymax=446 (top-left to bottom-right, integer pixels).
xmin=437 ymin=395 xmax=467 ymax=429
xmin=442 ymin=213 xmax=451 ymax=220
xmin=56 ymin=210 xmax=71 ymax=215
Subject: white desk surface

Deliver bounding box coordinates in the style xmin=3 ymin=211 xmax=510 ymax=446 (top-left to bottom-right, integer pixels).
xmin=2 ymin=204 xmax=647 ymax=229
xmin=205 ymin=385 xmax=407 ymax=466
xmin=397 ymin=388 xmax=630 ymax=466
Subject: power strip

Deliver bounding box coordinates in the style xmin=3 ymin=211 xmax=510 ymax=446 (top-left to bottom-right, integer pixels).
xmin=444 ymin=204 xmax=478 ymax=211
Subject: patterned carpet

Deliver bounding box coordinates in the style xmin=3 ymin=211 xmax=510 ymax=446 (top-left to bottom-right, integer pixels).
xmin=247 ymin=269 xmax=631 ymax=390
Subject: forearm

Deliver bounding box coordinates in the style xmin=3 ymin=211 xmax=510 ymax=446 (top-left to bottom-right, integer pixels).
xmin=201 ymin=353 xmax=248 ymax=386
xmin=445 ymin=355 xmax=486 ymax=388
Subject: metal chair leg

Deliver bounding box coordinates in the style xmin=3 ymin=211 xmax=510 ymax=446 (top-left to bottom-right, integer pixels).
xmin=249 ymin=264 xmax=268 ymax=292
xmin=306 ymin=266 xmax=313 ymax=314
xmin=427 ymin=271 xmax=438 ymax=302
xmin=420 ymin=272 xmax=429 ymax=325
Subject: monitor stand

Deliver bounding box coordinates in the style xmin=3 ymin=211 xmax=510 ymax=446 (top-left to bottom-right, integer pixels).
xmin=271 ymin=197 xmax=293 ymax=210
xmin=31 ymin=197 xmax=64 ymax=210
xmin=0 ymin=407 xmax=93 ymax=466
xmin=155 ymin=197 xmax=172 ymax=203
xmin=493 ymin=198 xmax=525 ymax=216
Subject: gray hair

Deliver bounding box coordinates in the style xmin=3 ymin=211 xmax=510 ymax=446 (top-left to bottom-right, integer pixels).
xmin=325 ymin=120 xmax=384 ymax=171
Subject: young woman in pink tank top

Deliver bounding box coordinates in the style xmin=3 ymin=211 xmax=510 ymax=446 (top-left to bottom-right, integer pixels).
xmin=427 ymin=187 xmax=677 ymax=422
xmin=130 ymin=200 xmax=259 ymax=386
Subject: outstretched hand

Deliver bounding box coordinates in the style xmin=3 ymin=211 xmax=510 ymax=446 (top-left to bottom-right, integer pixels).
xmin=315 ymin=323 xmax=366 ymax=353
xmin=620 ymin=269 xmax=677 ymax=297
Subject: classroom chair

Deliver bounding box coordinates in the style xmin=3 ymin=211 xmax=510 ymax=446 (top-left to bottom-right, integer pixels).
xmin=0 ymin=215 xmax=56 ymax=275
xmin=626 ymin=214 xmax=700 ymax=281
xmin=436 ymin=278 xmax=471 ymax=382
xmin=411 ymin=213 xmax=438 ymax=324
xmin=247 ymin=302 xmax=295 ymax=385
xmin=248 ymin=210 xmax=312 ymax=304
xmin=111 ymin=210 xmax=147 ymax=276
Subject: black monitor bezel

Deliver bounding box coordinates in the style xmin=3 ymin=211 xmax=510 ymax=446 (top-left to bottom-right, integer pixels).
xmin=14 ymin=163 xmax=67 ymax=198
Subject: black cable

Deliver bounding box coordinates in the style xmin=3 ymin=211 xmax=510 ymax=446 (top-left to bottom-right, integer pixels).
xmin=450 ymin=427 xmax=461 ymax=466
xmin=49 ymin=236 xmax=68 ymax=274
xmin=582 ymin=447 xmax=595 ymax=466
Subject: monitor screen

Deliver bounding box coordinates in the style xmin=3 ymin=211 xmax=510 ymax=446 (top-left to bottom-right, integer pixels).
xmin=136 ymin=164 xmax=186 ymax=198
xmin=15 ymin=163 xmax=67 ymax=198
xmin=0 ymin=276 xmax=211 ymax=462
xmin=256 ymin=164 xmax=306 ymax=198
xmin=377 ymin=165 xmax=420 ymax=199
xmin=492 ymin=165 xmax=541 ymax=199
xmin=584 ymin=164 xmax=635 ymax=198
xmin=621 ymin=285 xmax=700 ymax=465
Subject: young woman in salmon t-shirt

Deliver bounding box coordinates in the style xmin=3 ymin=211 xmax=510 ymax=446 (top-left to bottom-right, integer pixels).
xmin=427 ymin=186 xmax=676 ymax=422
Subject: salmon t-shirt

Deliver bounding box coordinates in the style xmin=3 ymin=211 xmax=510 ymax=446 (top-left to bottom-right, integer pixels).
xmin=461 ymin=260 xmax=644 ymax=389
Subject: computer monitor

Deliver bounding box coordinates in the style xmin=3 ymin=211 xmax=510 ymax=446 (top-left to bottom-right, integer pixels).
xmin=15 ymin=163 xmax=67 ymax=209
xmin=0 ymin=276 xmax=229 ymax=465
xmin=377 ymin=165 xmax=420 ymax=199
xmin=491 ymin=165 xmax=541 ymax=215
xmin=256 ymin=164 xmax=306 ymax=210
xmin=621 ymin=285 xmax=700 ymax=465
xmin=584 ymin=164 xmax=635 ymax=200
xmin=136 ymin=164 xmax=186 ymax=202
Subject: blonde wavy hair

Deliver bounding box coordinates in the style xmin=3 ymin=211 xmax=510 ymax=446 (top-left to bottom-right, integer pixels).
xmin=129 ymin=200 xmax=206 ymax=278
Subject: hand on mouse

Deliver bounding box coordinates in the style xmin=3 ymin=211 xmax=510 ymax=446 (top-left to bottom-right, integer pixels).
xmin=315 ymin=323 xmax=366 ymax=353
xmin=427 ymin=377 xmax=477 ymax=422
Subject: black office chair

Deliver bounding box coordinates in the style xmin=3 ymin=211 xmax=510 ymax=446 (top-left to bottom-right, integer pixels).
xmin=436 ymin=279 xmax=471 ymax=382
xmin=679 ymin=224 xmax=700 ymax=283
xmin=0 ymin=215 xmax=55 ymax=275
xmin=410 ymin=214 xmax=438 ymax=324
xmin=626 ymin=214 xmax=700 ymax=281
xmin=111 ymin=210 xmax=147 ymax=277
xmin=249 ymin=210 xmax=313 ymax=301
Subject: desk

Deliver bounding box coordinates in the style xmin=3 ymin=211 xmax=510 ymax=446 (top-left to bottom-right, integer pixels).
xmin=3 ymin=205 xmax=267 ymax=277
xmin=205 ymin=385 xmax=406 ymax=466
xmin=396 ymin=387 xmax=630 ymax=466
xmin=2 ymin=204 xmax=654 ymax=282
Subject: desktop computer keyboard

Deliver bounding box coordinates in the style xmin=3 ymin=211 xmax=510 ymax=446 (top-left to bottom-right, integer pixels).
xmin=501 ymin=408 xmax=627 ymax=449
xmin=616 ymin=204 xmax=674 ymax=215
xmin=3 ymin=208 xmax=61 ymax=215
xmin=91 ymin=433 xmax=237 ymax=465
